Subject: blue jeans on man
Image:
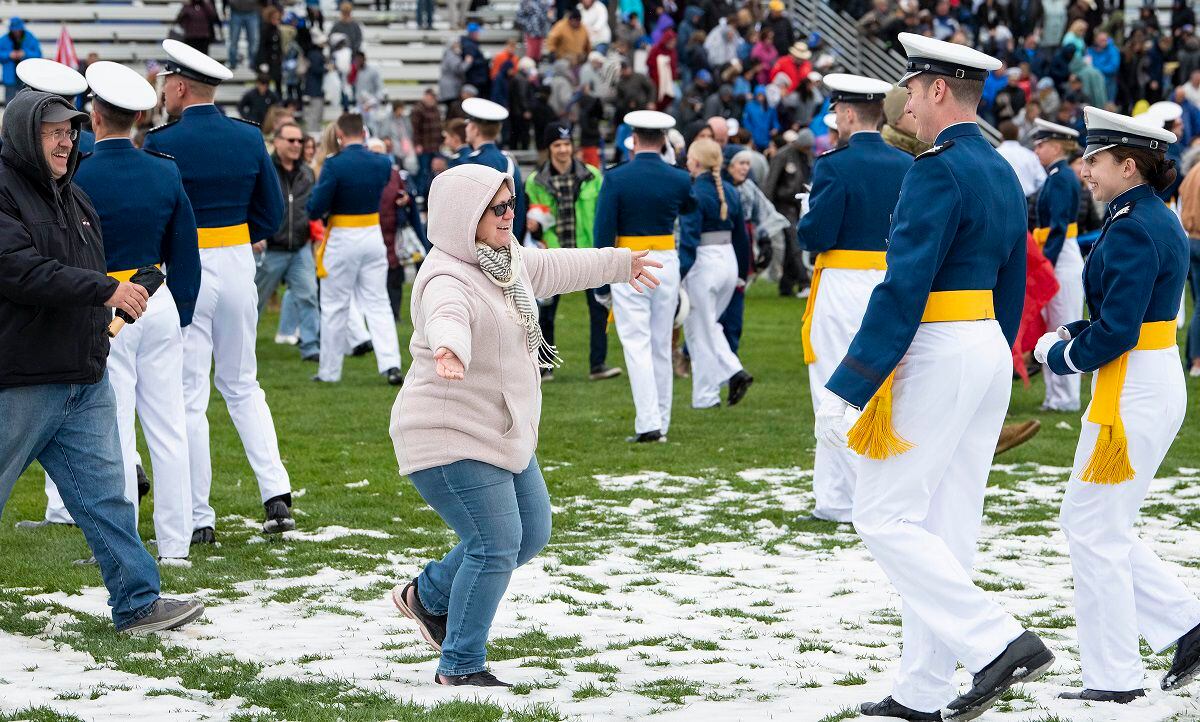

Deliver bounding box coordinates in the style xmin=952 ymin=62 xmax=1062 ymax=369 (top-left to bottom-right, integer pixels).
xmin=409 ymin=456 xmax=551 ymax=676
xmin=0 ymin=375 xmax=162 ymax=628
xmin=416 ymin=0 xmax=434 ymax=28
xmin=227 ymin=10 xmax=261 ymax=70
xmin=255 ymin=247 xmax=320 ymax=358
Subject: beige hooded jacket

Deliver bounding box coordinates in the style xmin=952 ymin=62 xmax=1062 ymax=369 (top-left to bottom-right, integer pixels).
xmin=390 ymin=163 xmax=633 ymax=475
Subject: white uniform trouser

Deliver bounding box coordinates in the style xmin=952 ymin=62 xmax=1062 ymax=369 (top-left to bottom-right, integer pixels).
xmin=612 ymin=250 xmax=679 ymax=435
xmin=1061 ymin=348 xmax=1200 ymax=691
xmin=186 ymin=244 xmax=291 ymax=530
xmin=1041 ymin=238 xmax=1084 ymax=411
xmin=682 ymin=244 xmax=742 ymax=408
xmin=317 ymin=225 xmax=402 ymax=382
xmin=852 ymin=321 xmax=1026 ymax=713
xmin=44 ymin=290 xmax=194 ymax=558
xmin=807 ymin=267 xmax=886 ymax=522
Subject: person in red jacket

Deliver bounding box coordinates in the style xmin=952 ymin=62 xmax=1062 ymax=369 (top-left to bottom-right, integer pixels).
xmin=769 ymin=43 xmax=812 ymax=93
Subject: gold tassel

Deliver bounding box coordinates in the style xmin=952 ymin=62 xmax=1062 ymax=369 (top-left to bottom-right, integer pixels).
xmin=1079 ymin=417 xmax=1136 ymax=485
xmin=847 ymin=373 xmax=915 ymax=460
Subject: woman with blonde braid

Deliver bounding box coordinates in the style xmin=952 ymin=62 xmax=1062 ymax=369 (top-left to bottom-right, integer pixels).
xmin=679 ymin=138 xmax=753 ymax=409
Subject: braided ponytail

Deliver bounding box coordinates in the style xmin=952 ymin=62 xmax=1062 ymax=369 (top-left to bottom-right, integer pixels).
xmin=689 ymin=137 xmax=728 ymax=220
xmin=711 ymin=168 xmax=728 ymax=220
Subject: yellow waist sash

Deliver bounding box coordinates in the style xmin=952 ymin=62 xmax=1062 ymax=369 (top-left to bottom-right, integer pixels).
xmin=616 ymin=234 xmax=675 ymax=251
xmin=1081 ymin=320 xmax=1177 ymax=485
xmin=197 ymin=223 xmax=250 ymax=249
xmin=328 ymin=212 xmax=381 ymax=228
xmin=800 ymin=250 xmax=888 ymax=364
xmin=1032 ymin=223 xmax=1079 ymax=247
xmin=847 ymin=290 xmax=997 ymax=460
xmin=108 ymin=264 xmax=161 ymax=283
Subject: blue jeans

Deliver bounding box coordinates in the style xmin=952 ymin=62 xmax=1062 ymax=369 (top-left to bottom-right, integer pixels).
xmin=0 ymin=375 xmax=161 ymax=628
xmin=416 ymin=0 xmax=434 ymax=28
xmin=255 ymin=247 xmax=320 ymax=357
xmin=416 ymin=151 xmax=437 ymax=198
xmin=1188 ymin=239 xmax=1200 ymax=363
xmin=410 ymin=456 xmax=551 ymax=676
xmin=227 ymin=10 xmax=261 ymax=70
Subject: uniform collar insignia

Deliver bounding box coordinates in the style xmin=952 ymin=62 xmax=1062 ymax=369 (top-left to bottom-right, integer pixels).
xmin=1111 ymin=204 xmax=1131 ymax=220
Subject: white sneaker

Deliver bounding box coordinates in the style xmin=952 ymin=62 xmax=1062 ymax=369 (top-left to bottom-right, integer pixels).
xmin=274 ymin=333 xmax=300 ymax=346
xmin=1190 ymin=366 xmax=1200 ymax=378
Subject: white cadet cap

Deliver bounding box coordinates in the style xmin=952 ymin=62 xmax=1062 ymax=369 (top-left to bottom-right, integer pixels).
xmin=896 ymin=32 xmax=1002 ymax=87
xmin=624 ymin=109 xmax=676 ymax=130
xmin=16 ymin=58 xmax=87 ymax=96
xmin=462 ymin=97 xmax=509 ymax=122
xmin=823 ymin=112 xmax=838 ymax=131
xmin=85 ymin=61 xmax=157 ymax=112
xmin=1031 ymin=118 xmax=1079 ymax=144
xmin=1143 ymin=100 xmax=1184 ymax=124
xmin=160 ymin=38 xmax=233 ymax=85
xmin=726 ymin=118 xmax=740 ymax=136
xmin=823 ymin=73 xmax=892 ymax=106
xmin=1082 ymin=105 xmax=1177 ymax=159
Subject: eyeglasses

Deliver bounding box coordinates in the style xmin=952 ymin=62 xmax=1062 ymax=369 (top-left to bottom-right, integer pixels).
xmin=42 ymin=128 xmax=79 ymax=143
xmin=278 ymin=136 xmax=304 ymax=143
xmin=488 ymin=196 xmax=517 ymax=217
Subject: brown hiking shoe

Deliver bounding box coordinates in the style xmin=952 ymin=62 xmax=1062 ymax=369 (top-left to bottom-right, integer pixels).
xmin=994 ymin=420 xmax=1040 ymax=456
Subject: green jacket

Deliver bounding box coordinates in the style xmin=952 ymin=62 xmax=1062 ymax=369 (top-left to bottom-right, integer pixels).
xmin=524 ymin=160 xmax=602 ymax=249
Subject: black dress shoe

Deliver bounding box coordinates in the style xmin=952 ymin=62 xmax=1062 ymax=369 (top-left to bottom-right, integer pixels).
xmin=626 ymin=430 xmax=665 ymax=443
xmin=434 ymin=670 xmax=511 ymax=687
xmin=943 ymin=630 xmax=1055 ymax=720
xmin=1162 ymin=621 xmax=1200 ymax=690
xmin=392 ymin=579 xmax=446 ymax=651
xmin=727 ymin=370 xmax=754 ymax=406
xmin=136 ymin=464 xmax=151 ymax=501
xmin=859 ymin=696 xmax=939 ymax=720
xmin=1058 ymin=688 xmax=1146 ymax=703
xmin=262 ymin=494 xmax=296 ymax=534
xmin=301 ymin=353 xmax=319 ymax=363
xmin=191 ymin=527 xmax=216 ymax=545
xmin=385 ymin=367 xmax=404 ymax=386
xmin=350 ymin=341 xmax=374 ymax=357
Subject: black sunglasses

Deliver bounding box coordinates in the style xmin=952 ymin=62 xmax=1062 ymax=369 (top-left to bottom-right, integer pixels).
xmin=278 ymin=136 xmax=304 ymax=143
xmin=488 ymin=196 xmax=517 ymax=217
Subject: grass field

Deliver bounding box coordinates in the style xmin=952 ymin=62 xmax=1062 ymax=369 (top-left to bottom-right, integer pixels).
xmin=2 ymin=283 xmax=1199 ymax=722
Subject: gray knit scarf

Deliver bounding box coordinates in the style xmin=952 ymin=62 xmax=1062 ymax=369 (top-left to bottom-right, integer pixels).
xmin=475 ymin=240 xmax=562 ymax=368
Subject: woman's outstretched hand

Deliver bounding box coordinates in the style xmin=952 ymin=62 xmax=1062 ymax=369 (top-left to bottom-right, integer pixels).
xmin=629 ymin=250 xmax=664 ymax=293
xmin=434 ymin=347 xmax=465 ymax=380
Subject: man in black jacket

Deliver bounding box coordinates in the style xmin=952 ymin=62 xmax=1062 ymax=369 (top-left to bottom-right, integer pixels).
xmin=0 ymin=90 xmax=204 ymax=634
xmin=254 ymin=121 xmax=319 ymax=361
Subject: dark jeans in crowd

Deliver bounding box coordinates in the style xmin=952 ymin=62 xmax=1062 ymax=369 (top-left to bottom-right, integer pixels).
xmin=226 ymin=10 xmax=260 ymax=70
xmin=1188 ymin=239 xmax=1200 ymax=364
xmin=374 ymin=0 xmax=391 ymax=9
xmin=416 ymin=151 xmax=437 ymax=198
xmin=718 ymin=288 xmax=745 ymax=354
xmin=416 ymin=0 xmax=434 ymax=28
xmin=537 ymin=289 xmax=610 ymax=370
xmin=0 ymin=374 xmax=162 ymax=628
xmin=387 ymin=265 xmax=405 ymax=321
xmin=778 ymin=223 xmax=808 ymax=296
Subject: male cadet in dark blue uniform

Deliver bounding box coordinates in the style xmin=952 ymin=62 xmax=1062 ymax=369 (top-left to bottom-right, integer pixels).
xmin=796 ymin=72 xmax=912 ymax=524
xmin=308 ymin=112 xmax=404 ymax=386
xmin=143 ymin=39 xmax=293 ymax=543
xmin=594 ymin=110 xmax=696 ymax=443
xmin=11 ymin=58 xmax=95 ymax=152
xmin=814 ymin=33 xmax=1054 ymax=721
xmin=1029 ymin=118 xmax=1083 ymax=412
xmin=458 ymin=97 xmax=527 ymax=238
xmin=43 ymin=61 xmax=201 ymax=561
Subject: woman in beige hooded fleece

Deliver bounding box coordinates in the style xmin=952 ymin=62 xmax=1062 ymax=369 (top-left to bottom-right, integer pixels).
xmin=389 ymin=163 xmax=662 ymax=687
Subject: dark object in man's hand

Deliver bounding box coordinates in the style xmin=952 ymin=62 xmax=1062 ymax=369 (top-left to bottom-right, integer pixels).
xmin=108 ymin=266 xmax=167 ymax=337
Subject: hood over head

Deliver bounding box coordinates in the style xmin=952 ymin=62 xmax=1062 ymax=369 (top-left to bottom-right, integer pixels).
xmin=1 ymin=90 xmax=86 ymax=192
xmin=8 ymin=17 xmax=24 ymax=32
xmin=425 ymin=163 xmax=515 ymax=265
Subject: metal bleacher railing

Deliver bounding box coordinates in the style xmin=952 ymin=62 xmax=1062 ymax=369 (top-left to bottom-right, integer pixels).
xmin=790 ymin=0 xmax=1003 ymax=146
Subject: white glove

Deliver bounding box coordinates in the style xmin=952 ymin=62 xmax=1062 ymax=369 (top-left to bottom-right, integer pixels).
xmin=815 ymin=393 xmax=854 ymax=447
xmin=1055 ymin=325 xmax=1074 ymax=340
xmin=1033 ymin=331 xmax=1061 ymax=364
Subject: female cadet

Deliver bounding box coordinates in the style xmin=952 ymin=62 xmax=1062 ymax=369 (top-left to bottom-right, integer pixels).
xmin=678 ymin=138 xmax=753 ymax=409
xmin=1030 ymin=118 xmax=1084 ymax=412
xmin=1035 ymin=106 xmax=1200 ymax=704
